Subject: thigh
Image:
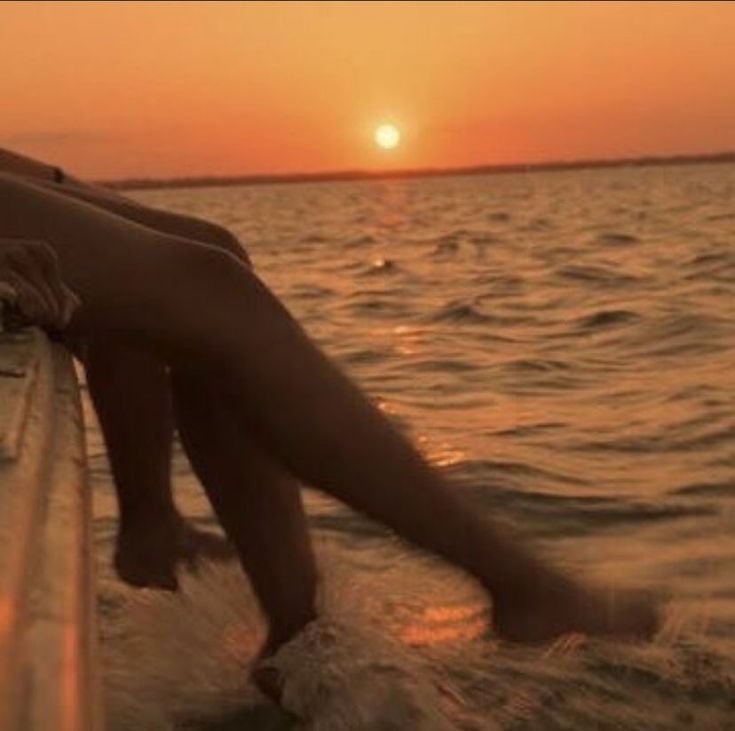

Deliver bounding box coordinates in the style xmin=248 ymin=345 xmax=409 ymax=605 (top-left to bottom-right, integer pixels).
xmin=0 ymin=148 xmax=56 ymax=181
xmin=26 ymin=175 xmax=253 ymax=267
xmin=0 ymin=173 xmax=211 ymax=339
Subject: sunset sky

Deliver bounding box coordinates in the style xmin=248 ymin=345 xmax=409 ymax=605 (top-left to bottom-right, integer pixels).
xmin=2 ymin=1 xmax=734 ymax=180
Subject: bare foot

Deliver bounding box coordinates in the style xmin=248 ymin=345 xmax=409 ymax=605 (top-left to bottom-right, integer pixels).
xmin=252 ymin=657 xmax=285 ymax=704
xmin=113 ymin=513 xmax=235 ymax=590
xmin=493 ymin=575 xmax=659 ymax=643
xmin=250 ymin=637 xmax=289 ymax=704
xmin=251 ymin=618 xmax=318 ymax=704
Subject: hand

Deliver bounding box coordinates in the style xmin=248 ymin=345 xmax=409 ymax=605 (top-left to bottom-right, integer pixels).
xmin=0 ymin=238 xmax=80 ymax=331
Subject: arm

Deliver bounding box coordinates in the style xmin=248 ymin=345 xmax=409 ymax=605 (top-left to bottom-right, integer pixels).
xmin=0 ymin=148 xmax=249 ymax=264
xmin=0 ymin=148 xmax=62 ymax=183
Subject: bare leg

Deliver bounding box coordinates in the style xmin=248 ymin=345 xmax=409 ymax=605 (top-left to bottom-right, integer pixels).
xmin=0 ymin=174 xmax=657 ymax=644
xmin=1 ymin=152 xmax=259 ymax=590
xmin=85 ymin=336 xmax=177 ymax=587
xmin=84 ymin=300 xmax=313 ymax=632
xmin=0 ymin=146 xmax=247 ymax=262
xmin=0 ymin=147 xmax=61 ymax=182
xmin=172 ymin=371 xmax=318 ymax=650
xmin=84 ymin=337 xmax=229 ymax=588
xmin=87 ymin=327 xmax=317 ymax=642
xmin=1 ymin=153 xmax=318 ymax=632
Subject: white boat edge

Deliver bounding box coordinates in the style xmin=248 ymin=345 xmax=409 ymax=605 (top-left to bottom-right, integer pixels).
xmin=0 ymin=328 xmax=104 ymax=731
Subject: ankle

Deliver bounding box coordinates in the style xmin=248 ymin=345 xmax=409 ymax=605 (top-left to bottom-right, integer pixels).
xmin=265 ymin=609 xmax=317 ymax=654
xmin=489 ymin=563 xmax=579 ymax=610
xmin=119 ymin=501 xmax=180 ymax=532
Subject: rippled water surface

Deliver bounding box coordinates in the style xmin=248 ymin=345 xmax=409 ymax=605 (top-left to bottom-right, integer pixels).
xmin=92 ymin=164 xmax=735 ymax=729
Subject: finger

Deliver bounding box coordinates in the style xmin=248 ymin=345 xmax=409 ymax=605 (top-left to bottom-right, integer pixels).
xmin=32 ymin=241 xmax=69 ymax=317
xmin=5 ymin=271 xmax=56 ymax=328
xmin=59 ymin=284 xmax=81 ymax=327
xmin=26 ymin=242 xmax=69 ymax=327
xmin=30 ymin=276 xmax=64 ymax=328
xmin=0 ymin=281 xmax=19 ymax=304
xmin=0 ymin=281 xmax=24 ymax=331
xmin=20 ymin=242 xmax=80 ymax=329
xmin=5 ymin=255 xmax=63 ymax=327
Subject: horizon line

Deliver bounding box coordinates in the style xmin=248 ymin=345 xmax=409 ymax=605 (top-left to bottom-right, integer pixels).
xmin=102 ymin=149 xmax=735 ymax=192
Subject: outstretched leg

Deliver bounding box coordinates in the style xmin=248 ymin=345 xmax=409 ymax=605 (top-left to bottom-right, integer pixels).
xmin=172 ymin=370 xmax=318 ymax=651
xmin=88 ymin=329 xmax=318 ymax=644
xmin=0 ymin=174 xmax=657 ymax=645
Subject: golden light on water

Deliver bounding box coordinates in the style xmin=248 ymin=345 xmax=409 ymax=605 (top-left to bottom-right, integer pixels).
xmin=374 ymin=123 xmax=401 ymax=150
xmin=401 ymin=602 xmax=488 ymax=647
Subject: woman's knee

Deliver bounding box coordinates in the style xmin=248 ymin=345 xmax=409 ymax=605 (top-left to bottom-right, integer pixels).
xmin=210 ymin=227 xmax=252 ymax=268
xmin=159 ymin=237 xmax=258 ymax=313
xmin=171 ymin=237 xmax=241 ymax=277
xmin=178 ymin=217 xmax=251 ymax=267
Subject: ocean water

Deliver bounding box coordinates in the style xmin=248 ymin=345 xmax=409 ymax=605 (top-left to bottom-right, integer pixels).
xmin=90 ymin=164 xmax=735 ymax=730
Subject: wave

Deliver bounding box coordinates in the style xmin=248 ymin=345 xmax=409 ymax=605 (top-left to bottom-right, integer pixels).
xmin=683 ymin=250 xmax=735 ymax=283
xmin=300 ymin=233 xmax=329 ymax=244
xmin=290 ymin=283 xmax=336 ymax=300
xmin=342 ymin=291 xmax=414 ymax=319
xmin=344 ymin=234 xmax=377 ymax=248
xmin=338 ymin=347 xmax=390 ymax=366
xmin=260 ymin=619 xmax=455 ymax=730
xmin=594 ymin=232 xmax=640 ymax=245
xmin=430 ymin=240 xmax=460 ymax=257
xmin=407 ymin=357 xmax=478 ymax=374
xmin=500 ymin=358 xmax=572 ymax=374
xmin=669 ymin=481 xmax=735 ymax=498
xmin=575 ymin=309 xmax=640 ymax=330
xmin=628 ymin=313 xmax=734 ymax=358
xmin=443 ymin=475 xmax=717 ymax=536
xmin=554 ymin=264 xmax=640 ymax=286
xmin=572 ymin=422 xmax=735 ymax=455
xmin=426 ymin=301 xmax=494 ymax=324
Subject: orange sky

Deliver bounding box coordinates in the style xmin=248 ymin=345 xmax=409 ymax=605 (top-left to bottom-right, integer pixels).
xmin=2 ymin=1 xmax=734 ymax=179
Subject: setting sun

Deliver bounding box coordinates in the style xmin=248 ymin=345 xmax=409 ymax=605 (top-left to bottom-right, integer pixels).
xmin=375 ymin=124 xmax=401 ymax=150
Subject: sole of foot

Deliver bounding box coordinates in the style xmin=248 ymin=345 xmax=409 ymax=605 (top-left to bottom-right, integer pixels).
xmin=114 ymin=515 xmax=235 ymax=590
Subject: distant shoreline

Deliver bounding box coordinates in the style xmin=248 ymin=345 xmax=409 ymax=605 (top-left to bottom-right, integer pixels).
xmin=102 ymin=150 xmax=735 ymax=192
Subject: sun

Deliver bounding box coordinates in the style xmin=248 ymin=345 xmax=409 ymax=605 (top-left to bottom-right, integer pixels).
xmin=374 ymin=123 xmax=401 ymax=150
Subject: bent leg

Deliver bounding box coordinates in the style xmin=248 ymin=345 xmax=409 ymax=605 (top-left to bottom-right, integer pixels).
xmin=84 ymin=337 xmax=177 ymax=587
xmin=68 ymin=185 xmax=250 ymax=588
xmin=172 ymin=370 xmax=318 ymax=650
xmin=85 ymin=338 xmax=229 ymax=588
xmin=85 ymin=337 xmax=175 ymax=526
xmin=0 ymin=174 xmax=657 ymax=643
xmin=88 ymin=326 xmax=317 ymax=639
